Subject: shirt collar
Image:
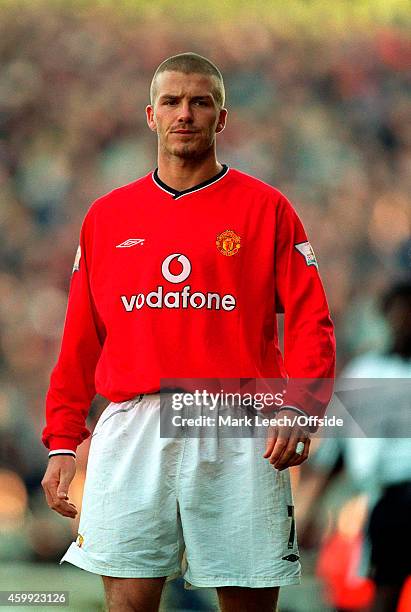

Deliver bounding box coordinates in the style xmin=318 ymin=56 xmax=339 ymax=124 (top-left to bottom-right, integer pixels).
xmin=152 ymin=164 xmax=229 ymax=200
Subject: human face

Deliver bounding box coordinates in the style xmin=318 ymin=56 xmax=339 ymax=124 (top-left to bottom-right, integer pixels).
xmin=146 ymin=71 xmax=227 ymax=160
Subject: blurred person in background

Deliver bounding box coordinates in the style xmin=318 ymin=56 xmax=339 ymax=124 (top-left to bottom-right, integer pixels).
xmin=296 ymin=280 xmax=411 ymax=612
xmin=40 ymin=51 xmax=335 ymax=612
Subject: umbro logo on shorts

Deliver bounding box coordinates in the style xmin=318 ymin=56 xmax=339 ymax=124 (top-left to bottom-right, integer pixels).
xmin=282 ymin=553 xmax=299 ymax=562
xmin=116 ymin=238 xmax=145 ymax=248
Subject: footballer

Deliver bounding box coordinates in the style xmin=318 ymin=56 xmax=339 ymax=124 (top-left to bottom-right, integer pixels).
xmin=41 ymin=53 xmax=336 ymax=611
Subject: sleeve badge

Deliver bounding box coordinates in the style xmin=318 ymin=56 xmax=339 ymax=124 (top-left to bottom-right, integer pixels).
xmin=295 ymin=241 xmax=318 ymax=268
xmin=72 ymin=245 xmax=81 ymax=273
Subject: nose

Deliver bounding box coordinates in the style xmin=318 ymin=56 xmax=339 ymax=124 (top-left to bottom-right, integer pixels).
xmin=177 ymin=100 xmax=194 ymax=124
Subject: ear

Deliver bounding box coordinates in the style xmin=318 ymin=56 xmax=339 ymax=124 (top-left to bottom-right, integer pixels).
xmin=146 ymin=105 xmax=157 ymax=132
xmin=216 ymin=108 xmax=228 ymax=134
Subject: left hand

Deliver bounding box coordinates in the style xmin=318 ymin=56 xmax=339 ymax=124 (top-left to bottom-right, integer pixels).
xmin=263 ymin=408 xmax=311 ymax=470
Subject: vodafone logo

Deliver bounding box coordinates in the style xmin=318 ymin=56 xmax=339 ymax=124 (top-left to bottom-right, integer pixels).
xmin=161 ymin=254 xmax=191 ymax=284
xmin=121 ymin=253 xmax=236 ymax=312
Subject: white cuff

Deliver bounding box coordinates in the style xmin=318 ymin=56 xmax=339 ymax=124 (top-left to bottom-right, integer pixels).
xmin=48 ymin=449 xmax=76 ymax=459
xmin=278 ymin=405 xmax=310 ymax=418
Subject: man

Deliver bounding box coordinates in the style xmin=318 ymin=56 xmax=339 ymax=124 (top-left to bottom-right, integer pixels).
xmin=297 ymin=280 xmax=411 ymax=612
xmin=41 ymin=53 xmax=336 ymax=612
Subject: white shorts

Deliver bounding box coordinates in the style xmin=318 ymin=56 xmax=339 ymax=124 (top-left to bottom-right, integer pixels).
xmin=61 ymin=393 xmax=301 ymax=589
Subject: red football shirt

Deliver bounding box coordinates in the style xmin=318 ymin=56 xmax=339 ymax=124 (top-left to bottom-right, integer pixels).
xmin=42 ymin=165 xmax=336 ymax=452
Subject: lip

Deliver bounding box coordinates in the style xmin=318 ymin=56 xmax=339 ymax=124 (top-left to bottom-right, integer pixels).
xmin=172 ymin=130 xmax=197 ymax=134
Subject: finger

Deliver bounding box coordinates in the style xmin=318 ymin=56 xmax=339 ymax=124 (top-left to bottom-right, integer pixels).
xmin=268 ymin=434 xmax=290 ymax=464
xmin=273 ymin=447 xmax=299 ymax=470
xmin=291 ymin=437 xmax=311 ymax=466
xmin=44 ymin=474 xmax=59 ymax=498
xmin=54 ymin=507 xmax=77 ymax=519
xmin=263 ymin=426 xmax=278 ymax=458
xmin=42 ymin=482 xmax=55 ymax=509
xmin=43 ymin=477 xmax=77 ymax=517
xmin=57 ymin=470 xmax=74 ymax=500
xmin=43 ymin=476 xmax=60 ymax=507
xmin=58 ymin=504 xmax=78 ymax=518
xmin=282 ymin=437 xmax=310 ymax=468
xmin=50 ymin=498 xmax=78 ymax=518
xmin=44 ymin=485 xmax=77 ymax=517
xmin=273 ymin=431 xmax=302 ymax=469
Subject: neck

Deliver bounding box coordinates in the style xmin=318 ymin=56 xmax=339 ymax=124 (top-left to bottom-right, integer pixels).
xmin=156 ymin=148 xmax=222 ymax=192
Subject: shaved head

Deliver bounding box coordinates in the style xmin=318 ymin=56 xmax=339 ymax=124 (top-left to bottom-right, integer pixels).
xmin=150 ymin=52 xmax=225 ymax=109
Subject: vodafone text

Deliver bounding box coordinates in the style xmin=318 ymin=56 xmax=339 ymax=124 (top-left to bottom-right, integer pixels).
xmin=121 ymin=285 xmax=236 ymax=311
xmin=121 ymin=253 xmax=237 ymax=312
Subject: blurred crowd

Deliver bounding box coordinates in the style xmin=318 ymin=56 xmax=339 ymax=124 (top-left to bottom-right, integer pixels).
xmin=0 ymin=3 xmax=410 ymax=609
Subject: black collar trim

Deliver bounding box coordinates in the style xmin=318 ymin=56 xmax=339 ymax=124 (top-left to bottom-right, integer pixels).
xmin=152 ymin=164 xmax=229 ymax=200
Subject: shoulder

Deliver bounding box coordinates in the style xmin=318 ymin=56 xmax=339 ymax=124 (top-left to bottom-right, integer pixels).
xmin=228 ymin=168 xmax=287 ymax=203
xmin=85 ymin=172 xmax=152 ymax=220
xmin=227 ymin=168 xmax=299 ymax=222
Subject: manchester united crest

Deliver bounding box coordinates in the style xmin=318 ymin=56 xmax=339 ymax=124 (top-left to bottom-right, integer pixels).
xmin=216 ymin=230 xmax=241 ymax=256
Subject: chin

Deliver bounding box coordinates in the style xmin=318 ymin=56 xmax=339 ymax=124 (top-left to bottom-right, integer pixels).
xmin=170 ymin=145 xmax=206 ymax=159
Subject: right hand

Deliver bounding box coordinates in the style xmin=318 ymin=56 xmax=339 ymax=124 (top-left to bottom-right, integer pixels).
xmin=41 ymin=456 xmax=78 ymax=518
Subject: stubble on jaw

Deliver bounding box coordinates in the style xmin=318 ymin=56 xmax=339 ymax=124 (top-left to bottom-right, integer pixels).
xmin=160 ymin=138 xmax=214 ymax=162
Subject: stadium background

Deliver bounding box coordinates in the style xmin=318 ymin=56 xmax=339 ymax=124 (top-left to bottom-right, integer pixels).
xmin=0 ymin=0 xmax=410 ymax=610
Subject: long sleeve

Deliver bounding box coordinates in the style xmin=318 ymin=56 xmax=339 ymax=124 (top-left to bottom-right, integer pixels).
xmin=275 ymin=195 xmax=336 ymax=426
xmin=42 ymin=211 xmax=106 ymax=452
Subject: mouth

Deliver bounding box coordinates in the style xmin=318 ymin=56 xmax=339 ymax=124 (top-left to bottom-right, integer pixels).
xmin=172 ymin=130 xmax=198 ymax=134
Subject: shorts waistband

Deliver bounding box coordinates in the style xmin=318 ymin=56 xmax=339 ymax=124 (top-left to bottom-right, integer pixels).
xmin=140 ymin=392 xmax=160 ymax=401
xmin=136 ymin=388 xmax=189 ymax=403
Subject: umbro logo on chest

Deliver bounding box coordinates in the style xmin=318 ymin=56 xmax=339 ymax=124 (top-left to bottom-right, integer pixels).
xmin=116 ymin=239 xmax=145 ymax=248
